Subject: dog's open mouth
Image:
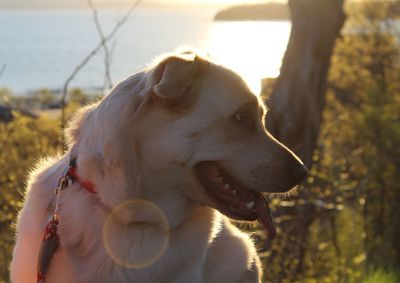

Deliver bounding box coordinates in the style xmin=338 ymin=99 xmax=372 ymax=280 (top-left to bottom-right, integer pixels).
xmin=195 ymin=161 xmax=276 ymax=239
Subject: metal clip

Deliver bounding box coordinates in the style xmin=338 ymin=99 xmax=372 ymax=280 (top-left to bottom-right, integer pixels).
xmin=56 ymin=165 xmax=73 ymax=192
xmin=53 ymin=165 xmax=73 ymax=220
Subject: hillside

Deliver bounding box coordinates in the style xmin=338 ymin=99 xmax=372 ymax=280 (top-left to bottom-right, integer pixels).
xmin=214 ymin=3 xmax=289 ymax=21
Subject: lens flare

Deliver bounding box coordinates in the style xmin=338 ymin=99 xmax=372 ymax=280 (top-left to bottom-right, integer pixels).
xmin=102 ymin=199 xmax=170 ymax=269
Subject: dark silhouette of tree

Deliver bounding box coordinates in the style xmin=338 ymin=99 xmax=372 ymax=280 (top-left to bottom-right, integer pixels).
xmin=266 ymin=0 xmax=345 ymax=168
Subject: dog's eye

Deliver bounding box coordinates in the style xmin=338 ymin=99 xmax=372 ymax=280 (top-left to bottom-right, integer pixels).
xmin=234 ymin=111 xmax=255 ymax=128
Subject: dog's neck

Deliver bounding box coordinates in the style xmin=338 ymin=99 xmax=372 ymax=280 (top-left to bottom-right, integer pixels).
xmin=55 ymin=143 xmax=221 ymax=281
xmin=59 ymin=173 xmax=216 ymax=282
xmin=136 ymin=165 xmax=204 ymax=229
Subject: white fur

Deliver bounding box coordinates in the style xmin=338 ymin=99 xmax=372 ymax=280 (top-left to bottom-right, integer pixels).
xmin=9 ymin=51 xmax=283 ymax=283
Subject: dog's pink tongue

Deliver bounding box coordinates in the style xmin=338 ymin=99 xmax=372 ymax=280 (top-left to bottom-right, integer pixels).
xmin=255 ymin=196 xmax=276 ymax=240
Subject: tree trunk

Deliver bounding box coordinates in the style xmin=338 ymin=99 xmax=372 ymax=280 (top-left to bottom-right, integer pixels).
xmin=265 ymin=0 xmax=346 ymax=168
xmin=261 ymin=1 xmax=346 ymax=281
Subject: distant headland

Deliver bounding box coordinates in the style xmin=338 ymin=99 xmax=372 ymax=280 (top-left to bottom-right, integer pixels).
xmin=214 ymin=3 xmax=290 ymax=21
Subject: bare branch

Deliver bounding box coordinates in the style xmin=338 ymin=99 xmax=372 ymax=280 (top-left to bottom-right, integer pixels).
xmin=87 ymin=0 xmax=113 ymax=90
xmin=103 ymin=40 xmax=117 ymax=90
xmin=60 ymin=0 xmax=142 ymax=133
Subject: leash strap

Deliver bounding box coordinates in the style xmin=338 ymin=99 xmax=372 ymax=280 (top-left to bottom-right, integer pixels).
xmin=36 ymin=165 xmax=70 ymax=283
xmin=36 ymin=216 xmax=59 ymax=283
xmin=36 ymin=157 xmax=96 ymax=282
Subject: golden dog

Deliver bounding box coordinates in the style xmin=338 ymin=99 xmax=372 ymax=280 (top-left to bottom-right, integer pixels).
xmin=11 ymin=50 xmax=307 ymax=283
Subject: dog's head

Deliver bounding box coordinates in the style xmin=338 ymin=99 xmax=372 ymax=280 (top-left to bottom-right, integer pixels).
xmin=66 ymin=50 xmax=307 ymax=238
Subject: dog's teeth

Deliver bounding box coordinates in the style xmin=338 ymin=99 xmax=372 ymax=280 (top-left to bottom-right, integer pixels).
xmin=245 ymin=201 xmax=255 ymax=209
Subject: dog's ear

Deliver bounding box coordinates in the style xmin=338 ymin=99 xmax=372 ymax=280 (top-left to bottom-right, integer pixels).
xmin=151 ymin=55 xmax=208 ymax=102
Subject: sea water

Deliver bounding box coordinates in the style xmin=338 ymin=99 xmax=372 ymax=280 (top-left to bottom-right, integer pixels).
xmin=0 ymin=7 xmax=290 ymax=94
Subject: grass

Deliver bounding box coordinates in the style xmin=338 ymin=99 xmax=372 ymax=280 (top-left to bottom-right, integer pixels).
xmin=361 ymin=269 xmax=400 ymax=283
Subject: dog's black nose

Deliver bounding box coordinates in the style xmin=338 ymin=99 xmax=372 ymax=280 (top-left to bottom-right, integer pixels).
xmin=292 ymin=162 xmax=308 ymax=184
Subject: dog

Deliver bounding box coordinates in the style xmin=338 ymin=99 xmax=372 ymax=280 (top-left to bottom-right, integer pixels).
xmin=11 ymin=50 xmax=307 ymax=283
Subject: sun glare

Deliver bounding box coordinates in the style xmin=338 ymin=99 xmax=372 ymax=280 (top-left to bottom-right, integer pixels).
xmin=207 ymin=21 xmax=291 ymax=94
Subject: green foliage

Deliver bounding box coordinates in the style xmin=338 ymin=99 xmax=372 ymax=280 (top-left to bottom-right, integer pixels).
xmin=326 ymin=0 xmax=400 ymax=273
xmin=262 ymin=1 xmax=400 ymax=282
xmin=0 ymin=113 xmax=62 ymax=280
xmin=361 ymin=269 xmax=400 ymax=283
xmin=0 ymin=87 xmax=100 ymax=280
xmin=32 ymin=89 xmax=55 ymax=106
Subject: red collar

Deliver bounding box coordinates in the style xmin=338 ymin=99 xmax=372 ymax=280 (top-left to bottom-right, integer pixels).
xmin=67 ymin=159 xmax=96 ymax=194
